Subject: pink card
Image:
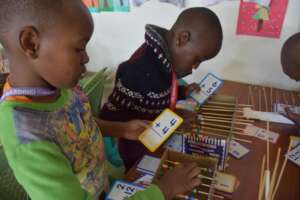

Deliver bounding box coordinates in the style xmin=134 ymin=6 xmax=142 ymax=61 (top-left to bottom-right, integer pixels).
xmin=236 ymin=0 xmax=289 ymax=38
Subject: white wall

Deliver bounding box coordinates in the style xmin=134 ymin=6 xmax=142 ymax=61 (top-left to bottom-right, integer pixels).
xmin=86 ymin=0 xmax=300 ymax=90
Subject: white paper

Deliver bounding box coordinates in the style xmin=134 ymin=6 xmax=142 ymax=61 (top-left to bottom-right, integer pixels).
xmin=244 ymin=124 xmax=279 ymax=144
xmin=106 ymin=181 xmax=144 ymax=200
xmin=243 ymin=108 xmax=295 ymax=125
xmin=190 ymin=73 xmax=223 ymax=105
xmin=137 ymin=155 xmax=161 ymax=175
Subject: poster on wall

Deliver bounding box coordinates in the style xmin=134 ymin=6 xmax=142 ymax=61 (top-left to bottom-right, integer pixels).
xmin=82 ymin=0 xmax=100 ymax=12
xmin=236 ymin=0 xmax=289 ymax=38
xmin=99 ymin=0 xmax=130 ymax=12
xmin=82 ymin=0 xmax=130 ymax=12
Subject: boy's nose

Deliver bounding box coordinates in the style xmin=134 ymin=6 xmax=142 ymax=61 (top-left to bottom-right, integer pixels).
xmin=82 ymin=51 xmax=90 ymax=64
xmin=192 ymin=62 xmax=201 ymax=69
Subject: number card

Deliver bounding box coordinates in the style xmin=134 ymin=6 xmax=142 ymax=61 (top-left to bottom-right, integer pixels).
xmin=244 ymin=124 xmax=279 ymax=144
xmin=105 ymin=180 xmax=144 ymax=200
xmin=139 ymin=109 xmax=183 ymax=152
xmin=229 ymin=140 xmax=250 ymax=159
xmin=273 ymin=103 xmax=300 ymax=115
xmin=286 ymin=143 xmax=300 ymax=167
xmin=190 ymin=73 xmax=224 ymax=105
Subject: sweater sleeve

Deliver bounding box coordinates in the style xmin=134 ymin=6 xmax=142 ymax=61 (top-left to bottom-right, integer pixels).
xmin=8 ymin=141 xmax=93 ymax=200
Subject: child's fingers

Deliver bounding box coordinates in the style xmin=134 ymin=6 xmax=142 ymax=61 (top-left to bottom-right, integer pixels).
xmin=182 ymin=162 xmax=198 ymax=173
xmin=187 ymin=178 xmax=202 ymax=190
xmin=139 ymin=120 xmax=152 ymax=129
xmin=187 ymin=165 xmax=202 ymax=180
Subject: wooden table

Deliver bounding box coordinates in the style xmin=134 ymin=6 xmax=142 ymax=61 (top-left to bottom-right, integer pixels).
xmin=125 ymin=80 xmax=300 ymax=200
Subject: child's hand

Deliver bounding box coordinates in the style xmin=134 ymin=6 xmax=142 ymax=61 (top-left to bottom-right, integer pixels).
xmin=175 ymin=108 xmax=197 ymax=127
xmin=156 ymin=163 xmax=202 ymax=200
xmin=284 ymin=107 xmax=300 ymax=127
xmin=184 ymin=83 xmax=200 ymax=97
xmin=122 ymin=120 xmax=151 ymax=140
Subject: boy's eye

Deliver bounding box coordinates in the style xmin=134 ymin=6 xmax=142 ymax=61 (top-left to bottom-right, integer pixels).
xmin=75 ymin=48 xmax=85 ymax=53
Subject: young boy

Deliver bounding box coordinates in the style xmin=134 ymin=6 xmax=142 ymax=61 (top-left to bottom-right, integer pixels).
xmin=0 ymin=1 xmax=202 ymax=200
xmin=100 ymin=7 xmax=223 ymax=170
xmin=281 ymin=32 xmax=300 ymax=129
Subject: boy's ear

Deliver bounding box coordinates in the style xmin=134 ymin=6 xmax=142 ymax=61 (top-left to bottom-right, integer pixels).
xmin=176 ymin=31 xmax=190 ymax=47
xmin=19 ymin=26 xmax=40 ymax=59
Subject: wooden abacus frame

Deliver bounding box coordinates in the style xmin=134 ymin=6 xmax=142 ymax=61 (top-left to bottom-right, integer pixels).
xmin=153 ymin=149 xmax=219 ymax=200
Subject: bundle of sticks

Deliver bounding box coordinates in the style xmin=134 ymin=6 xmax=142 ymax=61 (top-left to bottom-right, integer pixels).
xmin=248 ymin=85 xmax=300 ymax=113
xmin=177 ymin=97 xmax=254 ymax=145
xmin=258 ymin=122 xmax=291 ymax=200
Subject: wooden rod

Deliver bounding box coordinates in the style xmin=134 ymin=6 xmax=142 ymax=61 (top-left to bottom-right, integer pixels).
xmin=200 ymin=107 xmax=243 ymax=113
xmin=271 ymin=141 xmax=293 ymax=200
xmin=201 ymin=117 xmax=251 ymax=126
xmin=193 ymin=189 xmax=224 ymax=199
xmin=202 ymin=105 xmax=243 ymax=111
xmin=201 ymin=122 xmax=245 ymax=132
xmin=269 ymin=148 xmax=281 ymax=200
xmin=258 ymin=155 xmax=266 ymax=200
xmin=259 ymin=88 xmax=262 ymax=111
xmin=270 ymin=87 xmax=273 ymax=112
xmin=203 ymin=115 xmax=254 ymax=123
xmin=201 ymin=126 xmax=249 ymax=136
xmin=249 ymin=85 xmax=255 ymax=109
xmin=206 ymin=100 xmax=252 ymax=107
xmin=263 ymin=87 xmax=269 ymax=112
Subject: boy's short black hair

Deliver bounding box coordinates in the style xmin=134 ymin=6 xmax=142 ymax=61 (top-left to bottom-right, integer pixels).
xmin=281 ymin=32 xmax=300 ymax=73
xmin=173 ymin=7 xmax=223 ymax=41
xmin=0 ymin=0 xmax=64 ymax=44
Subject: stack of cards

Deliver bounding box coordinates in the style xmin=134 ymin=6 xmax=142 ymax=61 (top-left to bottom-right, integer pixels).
xmin=190 ymin=73 xmax=224 ymax=105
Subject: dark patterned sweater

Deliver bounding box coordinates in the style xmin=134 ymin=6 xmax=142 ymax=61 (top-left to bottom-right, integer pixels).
xmin=100 ymin=25 xmax=185 ymax=170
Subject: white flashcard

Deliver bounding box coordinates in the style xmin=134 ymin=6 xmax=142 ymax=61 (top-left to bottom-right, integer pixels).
xmin=139 ymin=109 xmax=183 ymax=152
xmin=105 ymin=181 xmax=144 ymax=200
xmin=137 ymin=155 xmax=161 ymax=175
xmin=244 ymin=125 xmax=279 ymax=144
xmin=255 ymin=128 xmax=279 ymax=144
xmin=134 ymin=174 xmax=154 ymax=187
xmin=190 ymin=73 xmax=224 ymax=105
xmin=290 ymin=136 xmax=300 ymax=150
xmin=229 ymin=140 xmax=250 ymax=159
xmin=286 ymin=143 xmax=300 ymax=167
xmin=215 ymin=172 xmax=237 ymax=193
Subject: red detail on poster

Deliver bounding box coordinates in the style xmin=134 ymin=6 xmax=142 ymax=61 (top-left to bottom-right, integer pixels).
xmin=236 ymin=0 xmax=289 ymax=38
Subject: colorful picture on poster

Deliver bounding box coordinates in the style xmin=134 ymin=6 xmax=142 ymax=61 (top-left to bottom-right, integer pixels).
xmin=236 ymin=0 xmax=289 ymax=38
xmin=82 ymin=0 xmax=130 ymax=12
xmin=99 ymin=0 xmax=130 ymax=12
xmin=82 ymin=0 xmax=99 ymax=12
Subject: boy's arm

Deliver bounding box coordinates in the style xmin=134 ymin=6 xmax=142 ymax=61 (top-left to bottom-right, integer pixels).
xmin=9 ymin=141 xmax=93 ymax=200
xmin=95 ymin=119 xmax=150 ymax=140
xmin=178 ymin=83 xmax=200 ymax=100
